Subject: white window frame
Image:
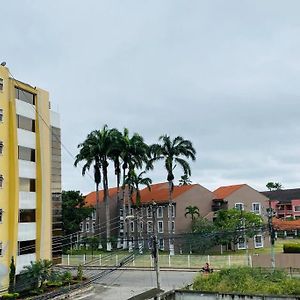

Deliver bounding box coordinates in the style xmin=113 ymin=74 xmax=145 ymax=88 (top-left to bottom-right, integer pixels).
xmin=294 ymin=206 xmax=300 ymax=212
xmin=254 ymin=235 xmax=263 ymax=248
xmin=157 ymin=206 xmax=163 ymax=218
xmin=237 ymin=236 xmax=246 ymax=249
xmin=159 ymin=238 xmax=164 ymax=250
xmin=86 ymin=222 xmax=89 ymax=232
xmin=147 ymin=221 xmax=153 ymax=233
xmin=92 ymin=211 xmax=96 ymax=220
xmin=146 ymin=207 xmax=152 ymax=218
xmin=168 ymin=204 xmax=175 ymax=218
xmin=92 ymin=222 xmax=95 ymax=233
xmin=0 ymin=141 xmax=3 ymax=155
xmin=235 ymin=203 xmax=244 ymax=211
xmin=252 ymin=202 xmax=261 ymax=214
xmin=157 ymin=221 xmax=164 ymax=233
xmin=80 ymin=223 xmax=83 ymax=232
xmin=171 ymin=221 xmax=175 ymax=233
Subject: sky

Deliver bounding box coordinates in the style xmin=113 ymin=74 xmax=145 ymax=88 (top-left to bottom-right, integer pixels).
xmin=2 ymin=0 xmax=300 ymax=194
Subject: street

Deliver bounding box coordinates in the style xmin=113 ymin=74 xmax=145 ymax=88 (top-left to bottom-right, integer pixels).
xmin=76 ymin=270 xmax=197 ymax=300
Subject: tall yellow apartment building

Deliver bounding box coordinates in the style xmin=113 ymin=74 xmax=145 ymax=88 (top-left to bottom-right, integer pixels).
xmin=0 ymin=65 xmax=62 ymax=292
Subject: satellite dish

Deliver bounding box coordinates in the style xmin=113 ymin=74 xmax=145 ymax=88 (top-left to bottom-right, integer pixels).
xmin=0 ymin=62 xmax=6 ymax=66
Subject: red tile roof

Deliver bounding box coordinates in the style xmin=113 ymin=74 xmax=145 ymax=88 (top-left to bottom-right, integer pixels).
xmin=213 ymin=184 xmax=246 ymax=200
xmin=272 ymin=218 xmax=300 ymax=230
xmin=85 ymin=187 xmax=119 ymax=206
xmin=133 ymin=182 xmax=196 ymax=205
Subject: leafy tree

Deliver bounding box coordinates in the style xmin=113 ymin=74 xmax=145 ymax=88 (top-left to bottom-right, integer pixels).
xmin=214 ymin=209 xmax=263 ymax=249
xmin=149 ymin=135 xmax=196 ymax=254
xmin=62 ymin=190 xmax=94 ymax=235
xmin=185 ymin=205 xmax=200 ymax=221
xmin=266 ymin=182 xmax=283 ymax=191
xmin=75 ymin=125 xmax=122 ymax=251
xmin=22 ymin=259 xmax=53 ymax=289
xmin=179 ymin=174 xmax=192 ymax=186
xmin=8 ymin=257 xmax=16 ymax=293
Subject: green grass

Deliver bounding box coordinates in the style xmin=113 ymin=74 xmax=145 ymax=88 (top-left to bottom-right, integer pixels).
xmin=193 ymin=267 xmax=300 ymax=296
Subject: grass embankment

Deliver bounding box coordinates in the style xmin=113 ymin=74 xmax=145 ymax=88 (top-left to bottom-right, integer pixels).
xmin=193 ymin=267 xmax=300 ymax=296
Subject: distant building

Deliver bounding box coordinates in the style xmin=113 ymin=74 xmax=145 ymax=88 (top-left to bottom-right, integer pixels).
xmin=0 ymin=65 xmax=61 ymax=292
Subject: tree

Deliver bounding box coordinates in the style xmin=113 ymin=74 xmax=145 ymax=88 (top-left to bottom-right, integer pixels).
xmin=214 ymin=209 xmax=263 ymax=250
xmin=75 ymin=125 xmax=122 ymax=251
xmin=119 ymin=128 xmax=149 ymax=249
xmin=185 ymin=205 xmax=200 ymax=221
xmin=62 ymin=190 xmax=93 ymax=235
xmin=22 ymin=259 xmax=53 ymax=289
xmin=179 ymin=174 xmax=192 ymax=186
xmin=125 ymin=170 xmax=152 ymax=253
xmin=149 ymin=135 xmax=196 ymax=254
xmin=8 ymin=256 xmax=16 ymax=293
xmin=266 ymin=182 xmax=283 ymax=191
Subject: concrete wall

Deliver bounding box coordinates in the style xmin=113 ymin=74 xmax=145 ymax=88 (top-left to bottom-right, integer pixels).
xmin=252 ymin=253 xmax=300 ymax=268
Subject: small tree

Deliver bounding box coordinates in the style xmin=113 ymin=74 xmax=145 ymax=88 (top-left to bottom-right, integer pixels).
xmin=185 ymin=205 xmax=200 ymax=221
xmin=77 ymin=264 xmax=83 ymax=281
xmin=8 ymin=256 xmax=16 ymax=293
xmin=179 ymin=174 xmax=192 ymax=186
xmin=266 ymin=182 xmax=283 ymax=191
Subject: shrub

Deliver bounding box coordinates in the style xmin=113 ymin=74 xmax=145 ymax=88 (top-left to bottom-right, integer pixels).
xmin=77 ymin=264 xmax=83 ymax=281
xmin=283 ymin=243 xmax=300 ymax=253
xmin=1 ymin=293 xmax=19 ymax=299
xmin=60 ymin=271 xmax=72 ymax=284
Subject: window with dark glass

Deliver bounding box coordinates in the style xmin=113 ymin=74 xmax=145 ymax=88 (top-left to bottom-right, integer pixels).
xmin=0 ymin=141 xmax=3 ymax=154
xmin=0 ymin=109 xmax=3 ymax=122
xmin=0 ymin=78 xmax=3 ymax=91
xmin=0 ymin=209 xmax=2 ymax=223
xmin=19 ymin=209 xmax=36 ymax=223
xmin=18 ymin=146 xmax=35 ymax=162
xmin=19 ymin=178 xmax=36 ymax=192
xmin=15 ymin=87 xmax=35 ymax=105
xmin=18 ymin=240 xmax=35 ymax=255
xmin=17 ymin=115 xmax=35 ymax=132
xmin=0 ymin=175 xmax=3 ymax=188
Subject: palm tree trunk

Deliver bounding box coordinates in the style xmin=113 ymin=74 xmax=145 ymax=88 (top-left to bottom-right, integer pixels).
xmin=95 ymin=183 xmax=102 ymax=249
xmin=168 ymin=180 xmax=174 ymax=255
xmin=103 ymin=164 xmax=111 ymax=251
xmin=128 ymin=187 xmax=133 ymax=252
xmin=138 ymin=207 xmax=143 ymax=254
xmin=122 ymin=169 xmax=128 ymax=249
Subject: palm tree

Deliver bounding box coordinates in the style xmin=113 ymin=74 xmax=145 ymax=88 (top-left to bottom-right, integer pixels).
xmin=125 ymin=170 xmax=152 ymax=253
xmin=185 ymin=205 xmax=200 ymax=221
xmin=149 ymin=135 xmax=196 ymax=255
xmin=75 ymin=125 xmax=121 ymax=251
xmin=120 ymin=129 xmax=149 ymax=249
xmin=179 ymin=174 xmax=192 ymax=186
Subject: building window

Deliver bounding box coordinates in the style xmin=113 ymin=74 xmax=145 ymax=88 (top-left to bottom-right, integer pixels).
xmin=254 ymin=235 xmax=263 ymax=248
xmin=19 ymin=209 xmax=36 ymax=223
xmin=168 ymin=204 xmax=175 ymax=218
xmin=0 ymin=78 xmax=3 ymax=91
xmin=18 ymin=146 xmax=35 ymax=162
xmin=0 ymin=141 xmax=3 ymax=155
xmin=119 ymin=208 xmax=123 ymax=217
xmin=19 ymin=178 xmax=36 ymax=192
xmin=158 ymin=221 xmax=164 ymax=233
xmin=157 ymin=206 xmax=163 ymax=218
xmin=18 ymin=240 xmax=35 ymax=255
xmin=237 ymin=237 xmax=246 ymax=249
xmin=0 ymin=175 xmax=3 ymax=188
xmin=0 ymin=209 xmax=2 ymax=223
xmin=92 ymin=211 xmax=96 ymax=220
xmin=15 ymin=87 xmax=35 ymax=105
xmin=294 ymin=206 xmax=300 ymax=212
xmin=147 ymin=221 xmax=153 ymax=233
xmin=171 ymin=221 xmax=175 ymax=233
xmin=130 ymin=208 xmax=134 ymax=216
xmin=139 ymin=221 xmax=143 ymax=232
xmin=147 ymin=207 xmax=152 ymax=218
xmin=235 ymin=203 xmax=244 ymax=211
xmin=86 ymin=222 xmax=89 ymax=232
xmin=92 ymin=222 xmax=95 ymax=233
xmin=0 ymin=242 xmax=2 ymax=256
xmin=80 ymin=223 xmax=83 ymax=232
xmin=17 ymin=115 xmax=35 ymax=132
xmin=159 ymin=238 xmax=164 ymax=250
xmin=130 ymin=221 xmax=135 ymax=233
xmin=0 ymin=109 xmax=3 ymax=122
xmin=252 ymin=203 xmax=261 ymax=214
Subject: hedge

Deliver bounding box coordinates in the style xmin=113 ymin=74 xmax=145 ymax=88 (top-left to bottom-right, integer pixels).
xmin=1 ymin=293 xmax=19 ymax=299
xmin=283 ymin=243 xmax=300 ymax=253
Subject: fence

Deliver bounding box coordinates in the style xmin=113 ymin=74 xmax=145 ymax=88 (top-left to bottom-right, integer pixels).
xmin=61 ymin=254 xmax=251 ymax=269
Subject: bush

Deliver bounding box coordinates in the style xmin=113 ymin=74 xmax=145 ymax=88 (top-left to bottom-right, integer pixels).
xmin=1 ymin=293 xmax=19 ymax=299
xmin=193 ymin=267 xmax=300 ymax=296
xmin=283 ymin=243 xmax=300 ymax=253
xmin=60 ymin=271 xmax=72 ymax=284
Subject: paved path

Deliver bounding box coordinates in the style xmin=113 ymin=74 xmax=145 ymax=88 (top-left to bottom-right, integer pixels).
xmin=76 ymin=270 xmax=197 ymax=300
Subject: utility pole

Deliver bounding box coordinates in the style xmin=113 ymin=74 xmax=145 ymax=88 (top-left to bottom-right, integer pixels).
xmin=268 ymin=199 xmax=276 ymax=269
xmin=152 ymin=202 xmax=161 ymax=291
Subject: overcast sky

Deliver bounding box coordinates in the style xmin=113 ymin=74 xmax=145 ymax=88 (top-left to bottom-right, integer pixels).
xmin=2 ymin=1 xmax=300 ymax=194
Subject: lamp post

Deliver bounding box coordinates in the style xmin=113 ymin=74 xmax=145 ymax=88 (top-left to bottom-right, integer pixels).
xmin=267 ymin=200 xmax=276 ymax=269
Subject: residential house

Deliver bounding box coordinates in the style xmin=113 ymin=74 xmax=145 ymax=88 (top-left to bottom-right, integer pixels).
xmin=212 ymin=184 xmax=269 ymax=250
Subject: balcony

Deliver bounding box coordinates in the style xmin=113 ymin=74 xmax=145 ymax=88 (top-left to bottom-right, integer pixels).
xmin=212 ymin=201 xmax=228 ymax=212
xmin=16 ymin=253 xmax=36 ymax=274
xmin=19 ymin=192 xmax=36 ymax=209
xmin=19 ymin=160 xmax=36 ymax=179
